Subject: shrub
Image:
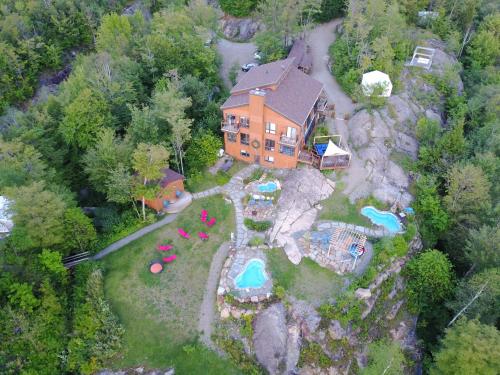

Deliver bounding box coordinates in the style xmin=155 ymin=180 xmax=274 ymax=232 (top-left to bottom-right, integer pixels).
xmin=229 ymin=62 xmax=240 ymax=85
xmin=219 ymin=0 xmax=258 ymax=17
xmin=215 ymin=170 xmax=230 ymax=185
xmin=273 ymin=285 xmax=286 ymax=300
xmin=248 ymin=236 xmax=264 ymax=247
xmin=299 ymin=341 xmax=333 ymax=369
xmin=215 ymin=337 xmax=263 ymax=374
xmin=243 ymin=168 xmax=264 ymax=185
xmin=244 ymin=218 xmax=272 ymax=232
xmin=240 ymin=314 xmax=254 ymax=338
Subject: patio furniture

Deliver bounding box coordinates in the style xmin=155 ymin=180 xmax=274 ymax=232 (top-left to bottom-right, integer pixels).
xmin=157 ymin=244 xmax=173 ymax=251
xmin=178 ymin=228 xmax=190 ymax=239
xmin=206 ymin=217 xmax=216 ymax=227
xmin=162 ymin=255 xmax=177 ymax=263
xmin=198 ymin=232 xmax=209 ymax=241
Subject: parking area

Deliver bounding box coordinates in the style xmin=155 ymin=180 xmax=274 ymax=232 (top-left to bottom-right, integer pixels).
xmin=216 ymin=38 xmax=256 ymax=89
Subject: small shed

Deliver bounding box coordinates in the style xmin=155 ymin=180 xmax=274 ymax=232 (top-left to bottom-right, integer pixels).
xmin=144 ymin=168 xmax=186 ymax=212
xmin=361 ymin=70 xmax=393 ymax=97
xmin=288 ymin=39 xmax=313 ymax=74
xmin=0 ymin=196 xmax=13 ymax=238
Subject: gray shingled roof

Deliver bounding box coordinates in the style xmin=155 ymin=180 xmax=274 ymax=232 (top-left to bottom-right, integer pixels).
xmin=230 ymin=58 xmax=296 ymax=94
xmin=221 ymin=59 xmax=324 ymax=126
xmin=265 ymin=68 xmax=323 ymax=125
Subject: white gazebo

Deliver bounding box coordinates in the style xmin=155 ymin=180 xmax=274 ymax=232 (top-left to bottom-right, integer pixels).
xmin=361 ymin=70 xmax=393 ymax=97
xmin=0 ymin=196 xmax=13 ymax=238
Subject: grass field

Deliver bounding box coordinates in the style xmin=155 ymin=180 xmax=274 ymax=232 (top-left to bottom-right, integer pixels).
xmin=267 ymin=248 xmax=345 ymax=305
xmin=319 ymin=186 xmax=387 ymax=227
xmin=185 ymin=161 xmax=246 ymax=193
xmin=101 ymin=195 xmax=240 ymax=373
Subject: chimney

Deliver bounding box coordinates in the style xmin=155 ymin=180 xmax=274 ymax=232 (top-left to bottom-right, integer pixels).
xmin=249 ymin=88 xmax=265 ymax=128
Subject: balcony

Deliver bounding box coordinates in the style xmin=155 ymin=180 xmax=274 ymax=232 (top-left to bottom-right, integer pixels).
xmin=315 ymin=97 xmax=328 ymax=113
xmin=279 ymin=133 xmax=298 ymax=147
xmin=221 ymin=121 xmax=240 ymax=133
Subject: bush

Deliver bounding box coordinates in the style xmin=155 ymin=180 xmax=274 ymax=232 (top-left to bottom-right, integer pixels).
xmin=215 ymin=336 xmax=263 ymax=374
xmin=219 ymin=0 xmax=258 ymax=17
xmin=243 ymin=168 xmax=264 ymax=185
xmin=240 ymin=314 xmax=254 ymax=338
xmin=299 ymin=341 xmax=333 ymax=369
xmin=273 ymin=285 xmax=286 ymax=300
xmin=248 ymin=236 xmax=264 ymax=247
xmin=229 ymin=62 xmax=240 ymax=86
xmin=215 ymin=170 xmax=230 ymax=185
xmin=244 ymin=218 xmax=272 ymax=232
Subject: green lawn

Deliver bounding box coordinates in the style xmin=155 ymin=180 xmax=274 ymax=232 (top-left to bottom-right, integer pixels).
xmin=318 ymin=188 xmax=387 ymax=227
xmin=185 ymin=161 xmax=246 ymax=193
xmin=267 ymin=248 xmax=344 ymax=305
xmin=101 ymin=195 xmax=240 ymax=373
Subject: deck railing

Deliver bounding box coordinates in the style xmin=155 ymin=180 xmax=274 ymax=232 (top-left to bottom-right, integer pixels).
xmin=221 ymin=121 xmax=240 ymax=133
xmin=279 ymin=133 xmax=298 ymax=146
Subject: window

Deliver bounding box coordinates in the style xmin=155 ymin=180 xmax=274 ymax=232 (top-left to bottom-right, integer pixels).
xmin=227 ymin=114 xmax=236 ymax=124
xmin=265 ymin=122 xmax=276 ymax=134
xmin=240 ymin=116 xmax=249 ymax=127
xmin=265 ymin=139 xmax=275 ymax=151
xmin=280 ymin=145 xmax=295 ymax=156
xmin=240 ymin=150 xmax=250 ymax=157
xmin=240 ymin=133 xmax=249 ymax=145
xmin=265 ymin=155 xmax=274 ymax=163
xmin=227 ymin=133 xmax=236 ymax=143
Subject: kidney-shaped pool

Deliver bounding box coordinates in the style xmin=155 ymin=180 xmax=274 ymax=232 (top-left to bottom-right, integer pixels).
xmin=235 ymin=259 xmax=268 ymax=289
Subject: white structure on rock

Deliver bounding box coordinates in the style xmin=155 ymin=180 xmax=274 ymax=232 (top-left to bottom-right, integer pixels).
xmin=361 ymin=70 xmax=393 ymax=97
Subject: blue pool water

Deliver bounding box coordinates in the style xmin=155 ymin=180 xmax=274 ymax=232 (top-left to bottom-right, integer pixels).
xmin=235 ymin=259 xmax=268 ymax=289
xmin=258 ymin=182 xmax=278 ymax=193
xmin=361 ymin=206 xmax=402 ymax=233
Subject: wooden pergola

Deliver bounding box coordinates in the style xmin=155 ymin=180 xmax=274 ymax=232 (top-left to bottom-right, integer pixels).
xmin=328 ymin=228 xmax=367 ymax=271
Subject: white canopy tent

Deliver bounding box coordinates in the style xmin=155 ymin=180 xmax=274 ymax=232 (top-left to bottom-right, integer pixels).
xmin=324 ymin=140 xmax=350 ymax=157
xmin=361 ymin=70 xmax=393 ymax=97
xmin=0 ymin=196 xmax=13 ymax=238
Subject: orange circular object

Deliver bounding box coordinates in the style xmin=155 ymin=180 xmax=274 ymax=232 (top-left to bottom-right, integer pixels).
xmin=150 ymin=263 xmax=163 ymax=274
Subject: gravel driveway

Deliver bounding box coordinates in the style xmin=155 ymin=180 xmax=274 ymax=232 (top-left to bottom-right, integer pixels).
xmin=217 ymin=38 xmax=256 ymax=88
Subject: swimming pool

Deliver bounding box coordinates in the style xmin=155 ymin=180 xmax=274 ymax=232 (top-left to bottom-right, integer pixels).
xmin=235 ymin=259 xmax=268 ymax=289
xmin=258 ymin=181 xmax=278 ymax=193
xmin=361 ymin=206 xmax=402 ymax=233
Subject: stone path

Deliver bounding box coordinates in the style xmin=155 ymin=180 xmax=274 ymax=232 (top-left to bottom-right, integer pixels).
xmin=92 ymin=214 xmax=178 ymax=260
xmin=198 ymin=242 xmax=232 ymax=349
xmin=221 ymin=164 xmax=259 ymax=248
xmin=316 ymin=220 xmax=393 ymax=238
xmin=191 ymin=186 xmax=222 ymax=199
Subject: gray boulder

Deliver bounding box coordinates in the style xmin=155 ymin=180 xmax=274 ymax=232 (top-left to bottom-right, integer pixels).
xmin=253 ymin=303 xmax=300 ymax=374
xmin=220 ymin=17 xmax=261 ymax=41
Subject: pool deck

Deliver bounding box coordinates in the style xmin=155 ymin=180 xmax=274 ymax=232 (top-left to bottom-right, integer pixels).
xmin=218 ymin=247 xmax=273 ymax=302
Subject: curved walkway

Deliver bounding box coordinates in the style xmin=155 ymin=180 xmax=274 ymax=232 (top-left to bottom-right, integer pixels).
xmin=316 ymin=220 xmax=393 ymax=238
xmin=197 ymin=242 xmax=231 ymax=349
xmin=92 ymin=213 xmax=178 ymax=260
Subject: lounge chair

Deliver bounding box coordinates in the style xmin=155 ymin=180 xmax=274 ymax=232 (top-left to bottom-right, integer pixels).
xmin=198 ymin=232 xmax=209 ymax=240
xmin=206 ymin=217 xmax=216 ymax=227
xmin=162 ymin=255 xmax=177 ymax=263
xmin=157 ymin=244 xmax=173 ymax=251
xmin=178 ymin=228 xmax=190 ymax=239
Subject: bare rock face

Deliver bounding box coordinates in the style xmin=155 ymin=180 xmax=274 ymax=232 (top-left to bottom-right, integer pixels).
xmin=340 ymin=39 xmax=462 ymax=207
xmin=270 ymin=169 xmax=334 ymax=264
xmin=289 ymin=297 xmax=322 ymax=340
xmin=354 ymin=288 xmax=372 ymax=300
xmin=220 ymin=16 xmax=261 ymax=41
xmin=253 ymin=303 xmax=300 ymax=374
xmin=328 ymin=320 xmax=347 ymax=340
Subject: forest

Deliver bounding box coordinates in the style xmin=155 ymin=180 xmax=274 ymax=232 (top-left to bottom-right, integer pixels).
xmin=0 ymin=0 xmax=499 ymax=374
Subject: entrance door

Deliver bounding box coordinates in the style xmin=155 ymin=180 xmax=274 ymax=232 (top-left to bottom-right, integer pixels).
xmin=286 ymin=126 xmax=297 ymax=139
xmin=254 ymin=155 xmax=260 ymax=163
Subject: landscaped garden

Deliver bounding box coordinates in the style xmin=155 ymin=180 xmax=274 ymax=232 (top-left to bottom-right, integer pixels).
xmin=267 ymin=248 xmax=345 ymax=304
xmin=101 ymin=195 xmax=239 ymax=373
xmin=319 ymin=184 xmax=388 ymax=228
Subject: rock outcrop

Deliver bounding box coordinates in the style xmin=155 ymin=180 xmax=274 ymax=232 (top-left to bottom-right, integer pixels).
xmin=339 ymin=39 xmax=462 ymax=207
xmin=220 ymin=16 xmax=261 ymax=41
xmin=253 ymin=303 xmax=301 ymax=374
xmin=270 ymin=168 xmax=334 ymax=264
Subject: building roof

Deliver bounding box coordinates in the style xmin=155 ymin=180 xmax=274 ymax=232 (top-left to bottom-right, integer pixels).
xmin=288 ymin=39 xmax=312 ymax=70
xmin=230 ymin=58 xmax=296 ymax=94
xmin=160 ymin=168 xmax=185 ymax=188
xmin=222 ymin=59 xmax=324 ymax=126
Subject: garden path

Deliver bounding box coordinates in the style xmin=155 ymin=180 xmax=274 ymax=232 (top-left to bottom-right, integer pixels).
xmin=92 ymin=214 xmax=178 ymax=260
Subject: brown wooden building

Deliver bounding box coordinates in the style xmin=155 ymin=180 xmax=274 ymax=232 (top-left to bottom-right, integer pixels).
xmin=220 ymin=58 xmax=327 ymax=169
xmin=144 ymin=168 xmax=185 ymax=212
